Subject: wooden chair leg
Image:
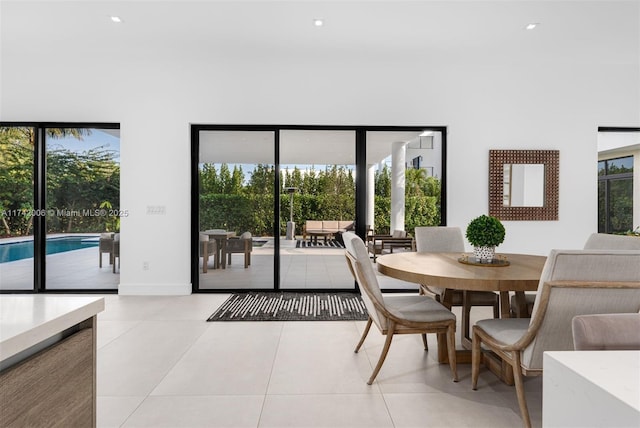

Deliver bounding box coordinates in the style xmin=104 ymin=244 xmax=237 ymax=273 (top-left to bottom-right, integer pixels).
xmin=446 ymin=324 xmax=458 ymax=382
xmin=493 ymin=299 xmax=500 ymax=319
xmin=244 ymin=252 xmax=249 ymax=268
xmin=355 ymin=317 xmax=373 ymax=353
xmin=421 ymin=334 xmax=428 ymax=351
xmin=471 ymin=328 xmax=482 ymax=390
xmin=368 ymin=323 xmax=395 ymax=385
xmin=462 ymin=291 xmax=472 ymax=339
xmin=512 ymin=351 xmax=532 ymax=428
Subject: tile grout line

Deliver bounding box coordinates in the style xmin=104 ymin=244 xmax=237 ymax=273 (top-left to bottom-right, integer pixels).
xmin=256 ymin=321 xmax=286 ymax=428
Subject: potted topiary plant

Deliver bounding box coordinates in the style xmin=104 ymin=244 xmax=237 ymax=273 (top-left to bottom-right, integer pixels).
xmin=465 ymin=214 xmax=506 ymax=263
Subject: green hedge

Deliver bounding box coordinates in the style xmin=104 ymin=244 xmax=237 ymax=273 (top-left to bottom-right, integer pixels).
xmin=200 ymin=193 xmax=440 ymax=236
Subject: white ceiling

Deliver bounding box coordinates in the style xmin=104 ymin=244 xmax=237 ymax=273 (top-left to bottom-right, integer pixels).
xmin=3 ymin=1 xmax=637 ymax=163
xmin=2 ymin=1 xmax=637 ymax=65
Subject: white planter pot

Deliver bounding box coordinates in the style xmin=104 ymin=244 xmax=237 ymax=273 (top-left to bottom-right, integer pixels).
xmin=474 ymin=246 xmax=495 ymax=263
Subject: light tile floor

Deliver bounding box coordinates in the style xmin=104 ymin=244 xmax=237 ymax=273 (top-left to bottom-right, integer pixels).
xmin=96 ymin=294 xmax=542 ymax=428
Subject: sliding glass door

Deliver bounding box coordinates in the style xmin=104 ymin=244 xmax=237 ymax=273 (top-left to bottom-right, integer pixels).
xmin=279 ymin=130 xmax=356 ymax=290
xmin=192 ymin=125 xmax=446 ymax=292
xmin=45 ymin=128 xmax=121 ymax=290
xmin=0 ymin=126 xmax=35 ymax=291
xmin=197 ymin=130 xmax=276 ymax=290
xmin=0 ymin=123 xmax=119 ymax=293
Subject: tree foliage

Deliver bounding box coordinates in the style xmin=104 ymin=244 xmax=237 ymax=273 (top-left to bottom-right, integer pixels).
xmin=0 ymin=127 xmax=120 ymax=237
xmin=199 ymin=163 xmax=442 ymax=236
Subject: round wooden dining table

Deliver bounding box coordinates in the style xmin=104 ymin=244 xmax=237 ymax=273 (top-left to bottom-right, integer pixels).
xmin=376 ymin=251 xmax=547 ymax=376
xmin=377 ymin=252 xmax=546 ymax=316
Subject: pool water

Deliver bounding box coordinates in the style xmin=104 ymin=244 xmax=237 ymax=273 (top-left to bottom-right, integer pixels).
xmin=0 ymin=236 xmax=99 ymax=263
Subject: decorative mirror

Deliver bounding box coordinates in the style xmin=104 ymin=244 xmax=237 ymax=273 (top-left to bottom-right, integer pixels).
xmin=489 ymin=149 xmax=559 ymax=221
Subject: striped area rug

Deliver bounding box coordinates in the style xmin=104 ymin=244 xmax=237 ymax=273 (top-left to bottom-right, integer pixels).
xmin=207 ymin=292 xmax=369 ymax=321
xmin=296 ymin=239 xmax=345 ymax=249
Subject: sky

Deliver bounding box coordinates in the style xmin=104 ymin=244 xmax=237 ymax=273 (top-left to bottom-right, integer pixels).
xmin=46 ymin=129 xmax=120 ymax=161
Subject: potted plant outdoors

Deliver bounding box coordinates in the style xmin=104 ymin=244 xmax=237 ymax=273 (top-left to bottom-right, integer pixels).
xmin=466 ymin=214 xmax=506 ymax=263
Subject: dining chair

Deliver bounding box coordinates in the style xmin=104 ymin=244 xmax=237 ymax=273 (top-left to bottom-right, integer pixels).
xmin=343 ymin=232 xmax=458 ymax=385
xmin=511 ymin=232 xmax=640 ymax=318
xmin=414 ymin=226 xmax=500 ymax=338
xmin=572 ymin=312 xmax=640 ymax=350
xmin=471 ymin=249 xmax=640 ymax=428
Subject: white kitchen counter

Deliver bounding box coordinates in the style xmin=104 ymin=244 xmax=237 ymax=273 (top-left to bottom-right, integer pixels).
xmin=0 ymin=295 xmax=104 ymax=362
xmin=543 ymin=350 xmax=640 ymax=428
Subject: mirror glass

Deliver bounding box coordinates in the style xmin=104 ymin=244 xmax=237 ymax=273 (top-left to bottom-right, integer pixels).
xmin=502 ymin=164 xmax=545 ymax=207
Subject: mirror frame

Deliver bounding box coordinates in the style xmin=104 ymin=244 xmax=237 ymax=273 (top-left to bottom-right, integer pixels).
xmin=489 ymin=149 xmax=559 ymax=221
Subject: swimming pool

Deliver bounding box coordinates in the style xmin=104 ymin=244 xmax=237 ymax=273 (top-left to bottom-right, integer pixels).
xmin=0 ymin=236 xmax=99 ymax=263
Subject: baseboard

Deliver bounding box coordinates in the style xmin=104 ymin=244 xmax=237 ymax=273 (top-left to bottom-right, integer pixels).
xmin=118 ymin=283 xmax=191 ymax=296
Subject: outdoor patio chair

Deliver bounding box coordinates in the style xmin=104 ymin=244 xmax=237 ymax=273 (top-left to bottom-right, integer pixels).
xmin=343 ymin=231 xmax=458 ymax=385
xmin=414 ymin=226 xmax=500 ymax=339
xmin=367 ymin=229 xmax=414 ymax=262
xmin=225 ymin=231 xmax=252 ymax=268
xmin=112 ymin=233 xmax=120 ymax=273
xmin=199 ymin=233 xmax=218 ymax=273
xmin=471 ymin=249 xmax=640 ymax=428
xmin=99 ymin=232 xmax=114 ymax=267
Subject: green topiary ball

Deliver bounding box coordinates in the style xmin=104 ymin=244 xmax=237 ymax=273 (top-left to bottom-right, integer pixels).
xmin=465 ymin=215 xmax=506 ymax=247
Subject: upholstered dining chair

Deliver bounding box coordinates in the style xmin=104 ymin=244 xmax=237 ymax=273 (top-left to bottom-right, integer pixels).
xmin=414 ymin=226 xmax=500 ymax=338
xmin=511 ymin=232 xmax=640 ymax=318
xmin=471 ymin=249 xmax=640 ymax=428
xmin=343 ymin=232 xmax=458 ymax=385
xmin=572 ymin=312 xmax=640 ymax=350
xmin=225 ymin=231 xmax=252 ymax=268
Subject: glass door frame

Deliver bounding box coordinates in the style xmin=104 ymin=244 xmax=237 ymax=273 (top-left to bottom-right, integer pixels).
xmin=190 ymin=124 xmax=447 ymax=293
xmin=0 ymin=121 xmax=120 ymax=294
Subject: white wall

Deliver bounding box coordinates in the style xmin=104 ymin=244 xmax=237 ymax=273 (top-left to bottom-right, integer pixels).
xmin=2 ymin=16 xmax=639 ymax=295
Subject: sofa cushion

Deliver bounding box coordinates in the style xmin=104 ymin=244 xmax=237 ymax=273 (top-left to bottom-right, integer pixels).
xmin=338 ymin=221 xmax=354 ymax=231
xmin=322 ymin=221 xmax=339 ymax=232
xmin=305 ymin=220 xmax=323 ymax=232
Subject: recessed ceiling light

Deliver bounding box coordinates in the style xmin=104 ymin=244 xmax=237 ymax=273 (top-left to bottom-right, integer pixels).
xmin=110 ymin=16 xmax=123 ymax=23
xmin=313 ymin=18 xmax=324 ymax=27
xmin=525 ymin=23 xmax=539 ymax=30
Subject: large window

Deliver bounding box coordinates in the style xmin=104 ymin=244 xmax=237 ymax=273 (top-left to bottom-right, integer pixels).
xmin=0 ymin=124 xmax=120 ymax=292
xmin=598 ymin=156 xmax=634 ymax=233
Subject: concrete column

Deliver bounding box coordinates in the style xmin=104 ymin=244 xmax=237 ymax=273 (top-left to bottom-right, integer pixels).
xmin=391 ymin=141 xmax=406 ymax=232
xmin=367 ymin=164 xmax=376 ymax=231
